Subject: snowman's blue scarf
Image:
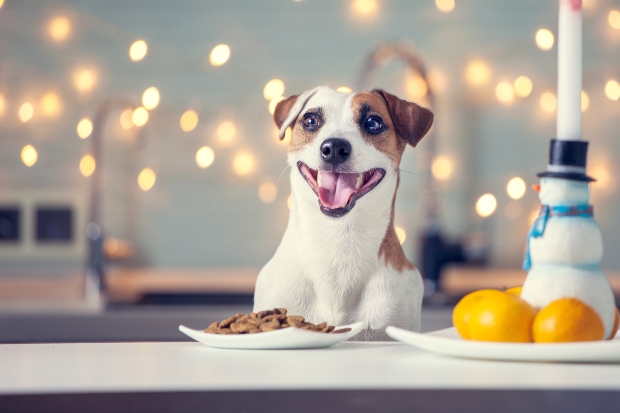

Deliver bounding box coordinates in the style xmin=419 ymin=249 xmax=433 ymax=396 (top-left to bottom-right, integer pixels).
xmin=522 ymin=204 xmax=593 ymax=271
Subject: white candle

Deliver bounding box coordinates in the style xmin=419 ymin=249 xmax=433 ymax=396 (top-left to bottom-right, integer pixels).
xmin=556 ymin=0 xmax=583 ymax=141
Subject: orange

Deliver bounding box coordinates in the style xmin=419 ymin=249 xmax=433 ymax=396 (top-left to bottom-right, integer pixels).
xmin=506 ymin=285 xmax=522 ymax=296
xmin=453 ymin=289 xmax=502 ymax=340
xmin=608 ymin=307 xmax=619 ymax=340
xmin=468 ymin=291 xmax=537 ymax=343
xmin=533 ymin=298 xmax=605 ymax=343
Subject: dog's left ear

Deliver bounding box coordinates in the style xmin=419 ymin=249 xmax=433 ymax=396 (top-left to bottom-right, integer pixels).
xmin=372 ymin=89 xmax=434 ymax=147
xmin=273 ymin=87 xmax=321 ymax=140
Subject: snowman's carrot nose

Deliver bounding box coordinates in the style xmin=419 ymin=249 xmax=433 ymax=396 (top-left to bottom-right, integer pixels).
xmin=532 ymin=184 xmax=541 ymax=192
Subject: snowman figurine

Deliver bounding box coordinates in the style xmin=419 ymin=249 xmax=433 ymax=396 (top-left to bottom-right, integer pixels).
xmin=521 ymin=139 xmax=616 ymax=339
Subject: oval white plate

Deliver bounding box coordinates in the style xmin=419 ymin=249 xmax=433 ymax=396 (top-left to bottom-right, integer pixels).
xmin=179 ymin=322 xmax=364 ymax=350
xmin=386 ymin=326 xmax=620 ymax=362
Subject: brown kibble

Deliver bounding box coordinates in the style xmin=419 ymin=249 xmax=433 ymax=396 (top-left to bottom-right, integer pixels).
xmin=205 ymin=321 xmax=219 ymax=334
xmin=322 ymin=325 xmax=335 ymax=333
xmin=331 ymin=328 xmax=352 ymax=334
xmin=317 ymin=322 xmax=327 ymax=329
xmin=219 ymin=328 xmax=233 ymax=335
xmin=219 ymin=315 xmax=239 ymax=328
xmin=259 ymin=319 xmax=282 ymax=332
xmin=230 ymin=322 xmax=255 ymax=334
xmin=250 ymin=312 xmax=259 ymax=319
xmin=287 ymin=315 xmax=305 ymax=323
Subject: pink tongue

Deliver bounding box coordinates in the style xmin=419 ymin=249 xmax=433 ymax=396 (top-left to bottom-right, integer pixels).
xmin=318 ymin=171 xmax=358 ymax=209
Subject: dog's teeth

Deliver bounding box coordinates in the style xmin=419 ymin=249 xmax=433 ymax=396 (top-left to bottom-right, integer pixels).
xmin=355 ymin=173 xmax=363 ymax=190
xmin=317 ymin=171 xmax=323 ymax=186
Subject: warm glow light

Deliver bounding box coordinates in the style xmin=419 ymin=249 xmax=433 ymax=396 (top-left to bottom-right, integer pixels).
xmin=269 ymin=96 xmax=285 ymax=115
xmin=337 ymin=86 xmax=353 ymax=93
xmin=79 ymin=154 xmax=96 ymax=177
xmin=40 ymin=92 xmax=61 ymax=117
xmin=435 ymin=0 xmax=455 ymax=13
xmin=209 ymin=44 xmax=231 ymax=66
xmin=73 ymin=69 xmax=97 ymax=93
xmin=395 ymin=226 xmax=407 ymax=245
xmin=21 ymin=145 xmax=38 ymax=167
xmin=581 ymin=90 xmax=589 ymax=112
xmin=77 ymin=118 xmax=93 ymax=139
xmin=19 ymin=102 xmax=34 ymax=122
xmin=132 ymin=106 xmax=149 ymax=127
xmin=507 ymin=177 xmax=526 ymax=200
xmin=431 ymin=156 xmax=452 ymax=180
xmin=287 ymin=195 xmax=292 ymax=209
xmin=540 ymin=92 xmax=557 ymax=113
xmin=352 ymin=0 xmax=378 ymax=16
xmin=196 ymin=146 xmax=215 ymax=169
xmin=129 ymin=40 xmax=148 ymax=62
xmin=609 ymin=10 xmax=620 ymax=29
xmin=48 ymin=16 xmax=71 ymax=42
xmin=535 ymin=28 xmax=554 ymax=51
xmin=258 ymin=181 xmax=278 ymax=204
xmin=465 ymin=60 xmax=491 ymax=86
xmin=180 ymin=110 xmax=199 ymax=132
xmin=605 ymin=80 xmax=620 ymax=101
xmin=263 ymin=79 xmax=285 ymax=101
xmin=495 ymin=81 xmax=514 ymax=104
xmin=120 ymin=109 xmax=134 ymax=130
xmin=277 ymin=127 xmax=293 ymax=145
xmin=0 ymin=0 xmax=5 ymax=9
xmin=0 ymin=94 xmax=5 ymax=116
xmin=428 ymin=69 xmax=447 ymax=93
xmin=406 ymin=73 xmax=428 ymax=99
xmin=233 ymin=152 xmax=255 ymax=176
xmin=476 ymin=194 xmax=497 ymax=218
xmin=217 ymin=121 xmax=236 ymax=144
xmin=514 ymin=76 xmax=533 ymax=98
xmin=591 ymin=166 xmax=611 ymax=190
xmin=138 ymin=168 xmax=156 ymax=191
xmin=142 ymin=87 xmax=160 ymax=110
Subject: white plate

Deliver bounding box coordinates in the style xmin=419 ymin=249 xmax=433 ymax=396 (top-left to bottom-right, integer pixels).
xmin=386 ymin=326 xmax=620 ymax=362
xmin=179 ymin=322 xmax=364 ymax=350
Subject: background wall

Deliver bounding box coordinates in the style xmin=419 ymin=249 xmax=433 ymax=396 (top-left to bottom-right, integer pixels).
xmin=0 ymin=0 xmax=619 ymax=275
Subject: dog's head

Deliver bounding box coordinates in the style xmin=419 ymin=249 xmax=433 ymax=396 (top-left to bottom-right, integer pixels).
xmin=274 ymin=86 xmax=433 ymax=218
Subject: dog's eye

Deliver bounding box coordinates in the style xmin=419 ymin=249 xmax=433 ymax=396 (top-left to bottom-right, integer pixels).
xmin=364 ymin=116 xmax=384 ymax=134
xmin=303 ymin=113 xmax=321 ymax=131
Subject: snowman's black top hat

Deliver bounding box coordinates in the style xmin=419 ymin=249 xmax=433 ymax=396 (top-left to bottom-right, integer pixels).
xmin=537 ymin=139 xmax=595 ymax=182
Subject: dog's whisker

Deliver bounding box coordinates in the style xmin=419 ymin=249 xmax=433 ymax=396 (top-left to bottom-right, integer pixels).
xmin=398 ymin=169 xmax=416 ymax=175
xmin=275 ymin=164 xmax=291 ymax=187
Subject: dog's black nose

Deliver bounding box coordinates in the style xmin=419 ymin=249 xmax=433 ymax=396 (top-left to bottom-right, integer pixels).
xmin=320 ymin=138 xmax=351 ymax=165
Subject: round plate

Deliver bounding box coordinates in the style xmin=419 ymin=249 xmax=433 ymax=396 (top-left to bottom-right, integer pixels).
xmin=385 ymin=326 xmax=620 ymax=362
xmin=179 ymin=322 xmax=364 ymax=350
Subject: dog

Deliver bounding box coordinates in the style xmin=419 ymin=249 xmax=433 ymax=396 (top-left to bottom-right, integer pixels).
xmin=253 ymin=86 xmax=433 ymax=340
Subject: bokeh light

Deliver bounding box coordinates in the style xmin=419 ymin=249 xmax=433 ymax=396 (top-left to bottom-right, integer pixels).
xmin=395 ymin=226 xmax=407 ymax=244
xmin=40 ymin=92 xmax=61 ymax=117
xmin=0 ymin=0 xmax=4 ymax=9
xmin=263 ymin=79 xmax=285 ymax=101
xmin=0 ymin=94 xmax=5 ymax=117
xmin=405 ymin=73 xmax=428 ymax=99
xmin=48 ymin=16 xmax=71 ymax=42
xmin=233 ymin=152 xmax=255 ymax=176
xmin=196 ymin=146 xmax=215 ymax=169
xmin=336 ymin=86 xmax=352 ymax=93
xmin=540 ymin=92 xmax=557 ymax=113
xmin=352 ymin=0 xmax=378 ymax=16
xmin=535 ymin=28 xmax=554 ymax=51
xmin=609 ymin=10 xmax=620 ymax=29
xmin=287 ymin=194 xmax=293 ymax=209
xmin=495 ymin=81 xmax=514 ymax=104
xmin=605 ymin=80 xmax=620 ymax=101
xmin=476 ymin=194 xmax=497 ymax=218
xmin=180 ymin=110 xmax=199 ymax=132
xmin=217 ymin=121 xmax=236 ymax=144
xmin=514 ymin=76 xmax=533 ymax=98
xmin=120 ymin=109 xmax=134 ymax=130
xmin=142 ymin=87 xmax=160 ymax=110
xmin=129 ymin=40 xmax=148 ymax=62
xmin=465 ymin=60 xmax=490 ymax=86
xmin=73 ymin=68 xmax=97 ymax=93
xmin=258 ymin=181 xmax=278 ymax=204
xmin=19 ymin=102 xmax=34 ymax=122
xmin=132 ymin=106 xmax=149 ymax=127
xmin=79 ymin=154 xmax=96 ymax=177
xmin=209 ymin=44 xmax=231 ymax=66
xmin=581 ymin=90 xmax=589 ymax=112
xmin=138 ymin=168 xmax=156 ymax=191
xmin=21 ymin=145 xmax=38 ymax=167
xmin=77 ymin=117 xmax=93 ymax=139
xmin=269 ymin=96 xmax=285 ymax=115
xmin=431 ymin=156 xmax=452 ymax=180
xmin=506 ymin=177 xmax=526 ymax=200
xmin=435 ymin=0 xmax=455 ymax=13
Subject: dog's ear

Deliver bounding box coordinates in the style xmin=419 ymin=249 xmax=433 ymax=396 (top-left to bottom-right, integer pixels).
xmin=273 ymin=87 xmax=321 ymax=140
xmin=372 ymin=89 xmax=433 ymax=148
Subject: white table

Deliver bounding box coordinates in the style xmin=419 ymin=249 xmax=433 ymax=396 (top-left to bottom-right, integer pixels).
xmin=1 ymin=341 xmax=619 ymax=413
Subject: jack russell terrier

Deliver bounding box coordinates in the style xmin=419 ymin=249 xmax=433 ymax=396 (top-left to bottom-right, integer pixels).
xmin=253 ymin=86 xmax=433 ymax=340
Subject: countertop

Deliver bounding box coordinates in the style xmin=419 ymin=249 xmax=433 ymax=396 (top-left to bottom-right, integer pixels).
xmin=1 ymin=340 xmax=620 ymax=413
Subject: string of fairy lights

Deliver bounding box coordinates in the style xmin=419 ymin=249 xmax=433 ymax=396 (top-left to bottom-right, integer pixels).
xmin=2 ymin=0 xmax=620 ymax=247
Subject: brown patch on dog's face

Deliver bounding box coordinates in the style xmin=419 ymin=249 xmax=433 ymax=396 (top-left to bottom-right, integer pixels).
xmin=287 ymin=107 xmax=325 ymax=153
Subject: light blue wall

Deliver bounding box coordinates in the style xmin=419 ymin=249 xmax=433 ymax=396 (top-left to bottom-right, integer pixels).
xmin=0 ymin=0 xmax=619 ymax=273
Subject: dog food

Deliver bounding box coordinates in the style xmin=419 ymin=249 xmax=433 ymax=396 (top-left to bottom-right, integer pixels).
xmin=204 ymin=308 xmax=352 ymax=335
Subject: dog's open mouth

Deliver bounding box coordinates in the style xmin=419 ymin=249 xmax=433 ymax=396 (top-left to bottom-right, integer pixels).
xmin=297 ymin=162 xmax=386 ymax=218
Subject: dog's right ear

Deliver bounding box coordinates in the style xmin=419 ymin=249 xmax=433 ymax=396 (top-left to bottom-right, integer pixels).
xmin=273 ymin=87 xmax=321 ymax=140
